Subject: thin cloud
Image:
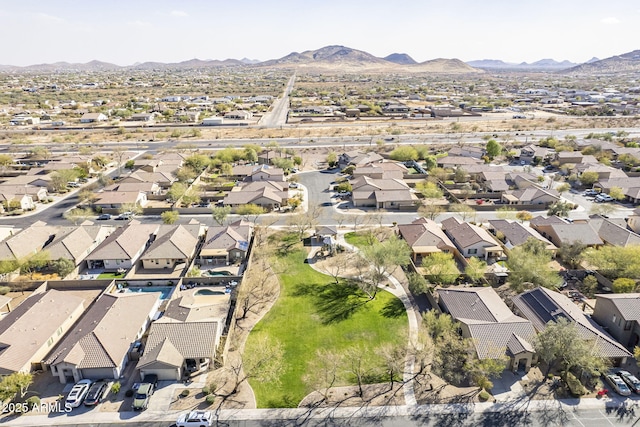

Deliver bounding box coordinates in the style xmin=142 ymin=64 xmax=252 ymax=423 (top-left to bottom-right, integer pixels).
xmin=128 ymin=20 xmax=152 ymax=27
xmin=37 ymin=13 xmax=64 ymax=23
xmin=171 ymin=10 xmax=188 ymax=17
xmin=601 ymin=17 xmax=620 ymax=25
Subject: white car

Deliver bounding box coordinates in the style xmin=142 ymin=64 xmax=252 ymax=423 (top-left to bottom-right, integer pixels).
xmin=65 ymin=379 xmax=93 ymax=408
xmin=176 ymin=410 xmax=214 ymax=427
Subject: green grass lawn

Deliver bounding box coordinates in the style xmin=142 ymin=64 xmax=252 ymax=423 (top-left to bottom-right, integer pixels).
xmin=97 ymin=272 xmax=126 ymax=279
xmin=344 ymin=231 xmax=373 ymax=249
xmin=246 ymin=247 xmax=408 ymax=408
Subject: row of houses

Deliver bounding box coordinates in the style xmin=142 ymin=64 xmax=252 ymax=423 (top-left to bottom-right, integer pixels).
xmin=435 ymin=286 xmax=635 ymax=373
xmin=0 ymin=220 xmax=252 ymax=276
xmin=0 ymin=280 xmax=231 ymax=384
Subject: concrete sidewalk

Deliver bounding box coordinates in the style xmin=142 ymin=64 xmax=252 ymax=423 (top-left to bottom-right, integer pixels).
xmin=1 ymin=396 xmax=631 ymax=426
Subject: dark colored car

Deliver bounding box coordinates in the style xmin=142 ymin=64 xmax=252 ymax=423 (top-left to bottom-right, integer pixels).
xmin=97 ymin=214 xmax=111 ymax=220
xmin=617 ymin=370 xmax=640 ymax=394
xmin=84 ymin=381 xmax=108 ymax=406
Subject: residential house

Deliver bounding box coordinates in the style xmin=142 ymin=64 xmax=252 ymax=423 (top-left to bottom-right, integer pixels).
xmin=512 ymin=287 xmax=631 ymax=364
xmin=627 ymin=208 xmax=640 ymax=234
xmin=93 ymin=191 xmax=147 ymax=211
xmin=436 ymin=156 xmax=482 ymax=169
xmin=140 ymin=224 xmax=201 ymax=270
xmin=594 ymin=177 xmax=640 ymax=204
xmin=501 ymin=188 xmax=560 ymax=206
xmin=198 ymin=222 xmax=252 ymax=265
xmin=351 ymin=176 xmax=416 ymax=209
xmin=130 ymin=113 xmax=155 ymax=122
xmin=43 ymin=225 xmax=116 ymax=269
xmin=520 ymin=144 xmax=552 ymax=163
xmin=45 ymin=292 xmax=161 ymax=383
xmin=249 ymin=165 xmax=285 ymax=182
xmin=352 ymin=162 xmax=407 ymax=180
xmin=588 ymin=215 xmax=640 ymax=247
xmin=0 ymin=193 xmax=35 ymax=211
xmin=121 ymin=171 xmax=177 ymax=189
xmin=224 ymin=110 xmax=252 ymax=120
xmin=0 ymin=221 xmax=58 ymax=262
xmin=530 ymin=216 xmax=604 ymax=248
xmin=103 ymin=182 xmax=162 ymax=196
xmin=0 ymin=185 xmax=48 ymax=202
xmin=441 ymin=217 xmax=504 ymax=260
xmin=80 ymin=112 xmax=107 ymax=123
xmin=0 ymin=290 xmax=85 ymax=375
xmin=437 ymin=287 xmax=537 ymax=372
xmin=574 ymin=163 xmax=627 ymax=180
xmin=84 ymin=223 xmax=160 ymax=271
xmin=488 ymin=220 xmax=557 ymax=252
xmin=592 ymin=294 xmax=640 ymax=349
xmin=447 ymin=146 xmax=485 ymax=159
xmin=223 ymin=181 xmax=288 ymax=211
xmin=397 ymin=218 xmax=456 ymax=265
xmin=338 ymin=151 xmax=383 ymax=167
xmin=138 ymin=286 xmax=230 ymax=381
xmin=257 ymin=151 xmax=292 ymax=166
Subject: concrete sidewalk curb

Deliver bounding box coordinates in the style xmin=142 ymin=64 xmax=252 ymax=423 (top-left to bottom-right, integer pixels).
xmin=1 ymin=397 xmax=628 ymax=426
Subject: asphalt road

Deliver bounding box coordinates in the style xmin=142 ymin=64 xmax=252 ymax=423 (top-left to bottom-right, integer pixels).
xmin=258 ymin=73 xmax=295 ymax=128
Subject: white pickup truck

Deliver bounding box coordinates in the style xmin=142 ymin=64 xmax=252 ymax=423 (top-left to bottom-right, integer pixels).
xmin=176 ymin=410 xmax=214 ymax=427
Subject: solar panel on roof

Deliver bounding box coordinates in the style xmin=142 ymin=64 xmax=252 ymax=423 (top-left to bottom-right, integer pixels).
xmin=521 ymin=293 xmax=554 ymax=324
xmin=531 ymin=288 xmax=559 ymax=313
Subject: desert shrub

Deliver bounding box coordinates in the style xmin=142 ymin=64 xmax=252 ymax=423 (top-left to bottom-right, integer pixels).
xmin=565 ymin=372 xmax=586 ymax=397
xmin=110 ymin=381 xmax=121 ymax=395
xmin=180 ymin=389 xmax=190 ymax=397
xmin=205 ymin=394 xmax=216 ymax=405
xmin=478 ymin=390 xmax=491 ymax=401
xmin=0 ymin=286 xmax=10 ymax=295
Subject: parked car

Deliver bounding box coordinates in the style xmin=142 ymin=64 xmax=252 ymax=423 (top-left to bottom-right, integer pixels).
xmin=176 ymin=410 xmax=214 ymax=427
xmin=132 ymin=382 xmax=154 ymax=410
xmin=604 ymin=373 xmax=632 ymax=396
xmin=65 ymin=379 xmax=92 ymax=408
xmin=288 ymin=182 xmax=299 ymax=189
xmin=617 ymin=370 xmax=640 ymax=394
xmin=116 ymin=212 xmax=134 ymax=220
xmin=84 ymin=381 xmax=108 ymax=406
xmin=595 ymin=194 xmax=614 ymax=203
xmin=583 ymin=189 xmax=598 ymax=197
xmin=97 ymin=214 xmax=111 ymax=220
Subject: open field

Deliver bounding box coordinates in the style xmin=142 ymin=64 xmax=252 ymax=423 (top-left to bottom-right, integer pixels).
xmin=246 ymin=245 xmax=408 ymax=408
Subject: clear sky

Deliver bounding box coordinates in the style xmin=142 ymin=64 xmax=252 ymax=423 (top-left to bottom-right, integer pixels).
xmin=1 ymin=0 xmax=638 ymax=66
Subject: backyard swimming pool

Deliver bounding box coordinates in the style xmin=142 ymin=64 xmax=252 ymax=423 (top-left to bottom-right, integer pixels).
xmin=117 ymin=286 xmax=174 ymax=300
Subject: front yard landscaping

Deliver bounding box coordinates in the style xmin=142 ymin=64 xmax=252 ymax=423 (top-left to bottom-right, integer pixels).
xmin=246 ymin=245 xmax=408 ymax=408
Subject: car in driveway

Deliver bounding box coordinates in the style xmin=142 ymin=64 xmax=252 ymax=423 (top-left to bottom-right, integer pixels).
xmin=65 ymin=379 xmax=92 ymax=408
xmin=132 ymin=382 xmax=154 ymax=410
xmin=604 ymin=373 xmax=632 ymax=396
xmin=84 ymin=381 xmax=108 ymax=406
xmin=176 ymin=410 xmax=214 ymax=427
xmin=617 ymin=370 xmax=640 ymax=394
xmin=595 ymin=194 xmax=614 ymax=203
xmin=583 ymin=189 xmax=599 ymax=197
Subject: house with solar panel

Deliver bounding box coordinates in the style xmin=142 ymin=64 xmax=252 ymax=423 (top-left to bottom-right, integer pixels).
xmin=512 ymin=287 xmax=631 ymax=365
xmin=436 ymin=286 xmax=537 ymax=372
xmin=197 ymin=220 xmax=252 ymax=266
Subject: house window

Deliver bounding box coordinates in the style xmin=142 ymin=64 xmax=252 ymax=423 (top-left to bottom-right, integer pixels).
xmin=613 ymin=314 xmax=617 ymax=324
xmin=624 ymin=321 xmax=633 ymax=331
xmin=47 ymin=337 xmax=54 ymax=347
xmin=468 ymin=248 xmax=478 ymax=255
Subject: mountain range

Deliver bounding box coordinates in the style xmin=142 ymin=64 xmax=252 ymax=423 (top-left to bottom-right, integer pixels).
xmin=0 ymin=45 xmax=638 ymax=75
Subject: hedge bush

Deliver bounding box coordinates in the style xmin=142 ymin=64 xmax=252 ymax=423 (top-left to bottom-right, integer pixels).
xmin=565 ymin=372 xmax=586 ymax=397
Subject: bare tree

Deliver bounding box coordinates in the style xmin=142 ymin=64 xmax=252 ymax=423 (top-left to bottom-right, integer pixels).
xmin=225 ymin=335 xmax=284 ymax=397
xmin=286 ymin=206 xmax=321 ymax=240
xmin=235 ymin=259 xmax=278 ymax=322
xmin=303 ymin=349 xmax=343 ymax=403
xmin=316 ymin=251 xmax=357 ymax=284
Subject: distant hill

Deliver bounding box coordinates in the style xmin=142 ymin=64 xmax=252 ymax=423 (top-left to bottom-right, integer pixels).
xmin=131 ymin=58 xmax=244 ymax=70
xmin=260 ymin=45 xmax=480 ymax=73
xmin=562 ymin=50 xmax=640 ymax=75
xmin=383 ymin=53 xmax=417 ymax=65
xmin=240 ymin=58 xmax=261 ymax=64
xmin=412 ymin=58 xmax=480 ymax=73
xmin=466 ymin=58 xmax=577 ymax=70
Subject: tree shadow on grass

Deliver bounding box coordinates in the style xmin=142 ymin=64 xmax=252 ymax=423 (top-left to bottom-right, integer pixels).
xmin=315 ymin=282 xmax=369 ymax=324
xmin=380 ymin=296 xmax=406 ymax=318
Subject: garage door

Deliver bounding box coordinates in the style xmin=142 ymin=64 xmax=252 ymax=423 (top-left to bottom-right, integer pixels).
xmin=141 ymin=368 xmax=178 ymax=381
